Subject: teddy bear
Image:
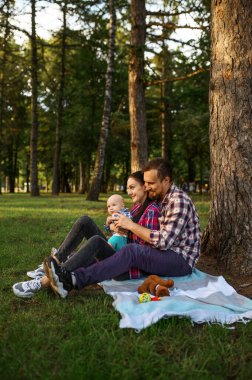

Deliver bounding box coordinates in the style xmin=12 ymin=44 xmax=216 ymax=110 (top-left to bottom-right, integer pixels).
xmin=138 ymin=275 xmax=174 ymax=297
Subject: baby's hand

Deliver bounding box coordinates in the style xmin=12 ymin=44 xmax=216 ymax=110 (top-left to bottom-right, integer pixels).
xmin=112 ymin=213 xmax=120 ymax=221
xmin=106 ymin=216 xmax=114 ymax=225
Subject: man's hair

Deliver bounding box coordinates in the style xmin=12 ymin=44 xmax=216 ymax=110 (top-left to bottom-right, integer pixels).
xmin=143 ymin=158 xmax=172 ymax=181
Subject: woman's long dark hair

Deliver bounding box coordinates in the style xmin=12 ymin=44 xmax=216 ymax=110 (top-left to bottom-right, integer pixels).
xmin=128 ymin=171 xmax=152 ymax=224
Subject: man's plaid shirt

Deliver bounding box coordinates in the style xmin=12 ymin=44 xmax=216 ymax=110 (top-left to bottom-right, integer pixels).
xmin=150 ymin=184 xmax=200 ymax=268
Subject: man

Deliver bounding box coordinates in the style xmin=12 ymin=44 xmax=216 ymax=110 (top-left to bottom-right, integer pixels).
xmin=46 ymin=158 xmax=201 ymax=298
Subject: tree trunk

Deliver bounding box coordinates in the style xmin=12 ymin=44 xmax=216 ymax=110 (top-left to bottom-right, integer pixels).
xmin=0 ymin=0 xmax=12 ymax=194
xmin=30 ymin=0 xmax=39 ymax=196
xmin=201 ymin=0 xmax=252 ymax=275
xmin=86 ymin=0 xmax=116 ymax=201
xmin=26 ymin=160 xmax=30 ymax=193
xmin=128 ymin=0 xmax=148 ymax=172
xmin=52 ymin=2 xmax=67 ymax=195
xmin=78 ymin=161 xmax=85 ymax=194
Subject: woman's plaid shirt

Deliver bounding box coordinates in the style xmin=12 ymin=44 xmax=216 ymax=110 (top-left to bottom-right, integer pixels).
xmin=150 ymin=184 xmax=200 ymax=269
xmin=129 ymin=201 xmax=160 ymax=279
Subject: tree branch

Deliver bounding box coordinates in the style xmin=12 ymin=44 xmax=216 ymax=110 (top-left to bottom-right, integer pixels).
xmin=146 ymin=8 xmax=199 ymax=17
xmin=145 ymin=68 xmax=209 ymax=87
xmin=147 ymin=21 xmax=207 ymax=30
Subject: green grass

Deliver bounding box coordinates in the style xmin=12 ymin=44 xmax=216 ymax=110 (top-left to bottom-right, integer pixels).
xmin=0 ymin=193 xmax=251 ymax=380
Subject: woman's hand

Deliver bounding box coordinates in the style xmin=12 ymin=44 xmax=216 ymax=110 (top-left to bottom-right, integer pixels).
xmin=112 ymin=213 xmax=134 ymax=231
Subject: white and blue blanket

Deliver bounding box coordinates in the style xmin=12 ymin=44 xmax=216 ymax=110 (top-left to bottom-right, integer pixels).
xmin=100 ymin=269 xmax=252 ymax=330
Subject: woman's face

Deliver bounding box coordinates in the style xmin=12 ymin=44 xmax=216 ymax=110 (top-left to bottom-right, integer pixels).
xmin=127 ymin=177 xmax=146 ymax=204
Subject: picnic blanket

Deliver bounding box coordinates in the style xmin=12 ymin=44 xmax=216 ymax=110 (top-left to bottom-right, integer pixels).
xmin=100 ymin=269 xmax=252 ymax=330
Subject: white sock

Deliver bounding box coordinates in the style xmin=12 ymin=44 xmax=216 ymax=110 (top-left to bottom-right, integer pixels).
xmin=71 ymin=273 xmax=77 ymax=287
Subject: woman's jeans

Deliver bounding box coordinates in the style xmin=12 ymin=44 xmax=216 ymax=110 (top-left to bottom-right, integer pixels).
xmin=55 ymin=215 xmax=130 ymax=280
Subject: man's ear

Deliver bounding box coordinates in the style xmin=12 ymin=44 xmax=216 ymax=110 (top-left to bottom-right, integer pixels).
xmin=163 ymin=176 xmax=170 ymax=186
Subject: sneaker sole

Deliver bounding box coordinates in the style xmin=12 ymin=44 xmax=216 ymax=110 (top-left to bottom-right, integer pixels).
xmin=43 ymin=259 xmax=68 ymax=298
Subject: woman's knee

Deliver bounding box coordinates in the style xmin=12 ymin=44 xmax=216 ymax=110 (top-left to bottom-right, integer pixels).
xmin=88 ymin=235 xmax=106 ymax=248
xmin=76 ymin=215 xmax=92 ymax=227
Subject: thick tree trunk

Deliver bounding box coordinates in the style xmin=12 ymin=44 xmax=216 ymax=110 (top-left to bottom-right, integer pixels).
xmin=128 ymin=0 xmax=148 ymax=172
xmin=86 ymin=0 xmax=116 ymax=201
xmin=201 ymin=0 xmax=252 ymax=275
xmin=52 ymin=2 xmax=67 ymax=195
xmin=30 ymin=0 xmax=39 ymax=196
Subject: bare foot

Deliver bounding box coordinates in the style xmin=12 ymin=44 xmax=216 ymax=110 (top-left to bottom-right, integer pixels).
xmin=51 ymin=255 xmax=61 ymax=265
xmin=40 ymin=275 xmax=50 ymax=288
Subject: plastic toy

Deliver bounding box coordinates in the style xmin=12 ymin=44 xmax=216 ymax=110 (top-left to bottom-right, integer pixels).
xmin=139 ymin=293 xmax=162 ymax=303
xmin=139 ymin=293 xmax=151 ymax=303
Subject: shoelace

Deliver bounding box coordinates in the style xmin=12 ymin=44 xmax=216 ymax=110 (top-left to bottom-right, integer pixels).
xmin=24 ymin=280 xmax=41 ymax=291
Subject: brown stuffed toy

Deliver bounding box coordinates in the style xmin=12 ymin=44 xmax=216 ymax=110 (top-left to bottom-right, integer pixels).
xmin=138 ymin=275 xmax=174 ymax=297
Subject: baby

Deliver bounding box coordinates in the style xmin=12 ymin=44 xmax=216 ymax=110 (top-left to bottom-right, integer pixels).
xmin=104 ymin=194 xmax=131 ymax=251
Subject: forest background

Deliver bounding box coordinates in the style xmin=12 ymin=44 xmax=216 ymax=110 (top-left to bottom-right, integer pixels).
xmin=2 ymin=0 xmax=252 ymax=278
xmin=0 ymin=0 xmax=210 ymax=197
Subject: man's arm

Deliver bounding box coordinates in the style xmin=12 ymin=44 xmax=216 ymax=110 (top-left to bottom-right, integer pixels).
xmin=113 ymin=214 xmax=152 ymax=243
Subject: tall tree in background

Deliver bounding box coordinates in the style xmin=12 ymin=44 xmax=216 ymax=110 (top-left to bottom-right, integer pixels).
xmin=30 ymin=0 xmax=39 ymax=196
xmin=128 ymin=0 xmax=148 ymax=172
xmin=202 ymin=0 xmax=252 ymax=275
xmin=0 ymin=0 xmax=12 ymax=194
xmin=87 ymin=0 xmax=116 ymax=201
xmin=52 ymin=1 xmax=67 ymax=195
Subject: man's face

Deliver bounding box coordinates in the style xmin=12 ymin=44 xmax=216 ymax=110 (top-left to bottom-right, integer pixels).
xmin=144 ymin=169 xmax=170 ymax=200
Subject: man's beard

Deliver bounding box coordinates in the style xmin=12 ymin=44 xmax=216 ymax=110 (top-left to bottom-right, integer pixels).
xmin=147 ymin=191 xmax=161 ymax=201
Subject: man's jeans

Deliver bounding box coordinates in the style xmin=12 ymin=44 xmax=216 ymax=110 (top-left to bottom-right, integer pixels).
xmin=74 ymin=243 xmax=192 ymax=290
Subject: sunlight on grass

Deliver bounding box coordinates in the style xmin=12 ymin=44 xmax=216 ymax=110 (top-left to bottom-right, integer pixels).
xmin=1 ymin=193 xmax=251 ymax=380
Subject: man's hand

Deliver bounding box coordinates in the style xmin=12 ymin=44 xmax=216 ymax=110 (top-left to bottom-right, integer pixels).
xmin=112 ymin=213 xmax=134 ymax=230
xmin=113 ymin=213 xmax=152 ymax=243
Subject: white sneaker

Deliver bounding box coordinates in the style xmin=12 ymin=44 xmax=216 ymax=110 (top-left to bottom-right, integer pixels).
xmin=27 ymin=263 xmax=45 ymax=279
xmin=12 ymin=279 xmax=42 ymax=298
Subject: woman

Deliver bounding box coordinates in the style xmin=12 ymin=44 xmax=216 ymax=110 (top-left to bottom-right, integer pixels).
xmin=12 ymin=171 xmax=160 ymax=298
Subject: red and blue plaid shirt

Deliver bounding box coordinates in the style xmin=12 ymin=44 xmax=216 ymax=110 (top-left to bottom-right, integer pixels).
xmin=150 ymin=184 xmax=200 ymax=269
xmin=128 ymin=201 xmax=160 ymax=279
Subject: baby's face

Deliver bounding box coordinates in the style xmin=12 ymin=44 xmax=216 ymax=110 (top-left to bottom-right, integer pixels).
xmin=107 ymin=196 xmax=124 ymax=215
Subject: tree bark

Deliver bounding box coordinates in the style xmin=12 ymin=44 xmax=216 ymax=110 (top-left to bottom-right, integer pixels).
xmin=86 ymin=0 xmax=116 ymax=201
xmin=128 ymin=0 xmax=148 ymax=172
xmin=52 ymin=2 xmax=67 ymax=195
xmin=201 ymin=0 xmax=252 ymax=275
xmin=30 ymin=0 xmax=39 ymax=196
xmin=78 ymin=161 xmax=85 ymax=194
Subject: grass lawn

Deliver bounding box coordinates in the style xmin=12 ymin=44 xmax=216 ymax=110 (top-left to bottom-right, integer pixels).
xmin=0 ymin=193 xmax=251 ymax=380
